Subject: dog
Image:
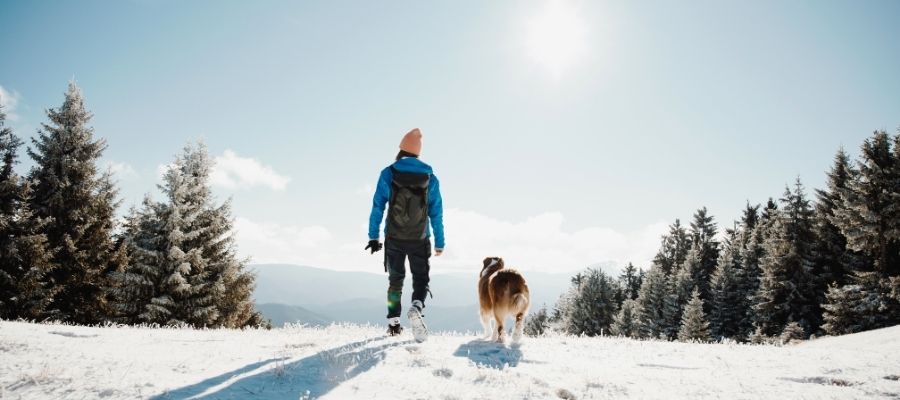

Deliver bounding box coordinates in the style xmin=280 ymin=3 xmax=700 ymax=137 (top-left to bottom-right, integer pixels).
xmin=478 ymin=257 xmax=530 ymax=343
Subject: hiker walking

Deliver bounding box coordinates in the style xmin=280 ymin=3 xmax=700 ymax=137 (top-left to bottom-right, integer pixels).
xmin=366 ymin=128 xmax=444 ymax=342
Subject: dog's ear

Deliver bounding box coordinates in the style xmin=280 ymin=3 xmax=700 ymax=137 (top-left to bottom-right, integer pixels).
xmin=496 ymin=257 xmax=505 ymax=268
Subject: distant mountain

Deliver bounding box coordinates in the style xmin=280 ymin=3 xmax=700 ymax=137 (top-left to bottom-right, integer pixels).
xmin=255 ymin=303 xmax=330 ymax=327
xmin=251 ymin=264 xmax=575 ymax=332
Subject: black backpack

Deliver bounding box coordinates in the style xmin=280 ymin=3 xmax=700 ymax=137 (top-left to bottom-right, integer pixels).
xmin=387 ymin=166 xmax=430 ymax=241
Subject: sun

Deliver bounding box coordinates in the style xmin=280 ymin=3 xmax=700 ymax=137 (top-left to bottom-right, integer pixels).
xmin=524 ymin=0 xmax=589 ymax=79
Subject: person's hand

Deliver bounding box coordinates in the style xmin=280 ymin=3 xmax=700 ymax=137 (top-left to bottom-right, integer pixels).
xmin=365 ymin=240 xmax=382 ymax=254
xmin=435 ymin=248 xmax=443 ymax=257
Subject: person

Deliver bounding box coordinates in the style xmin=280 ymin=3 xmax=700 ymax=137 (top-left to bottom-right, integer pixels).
xmin=366 ymin=128 xmax=444 ymax=342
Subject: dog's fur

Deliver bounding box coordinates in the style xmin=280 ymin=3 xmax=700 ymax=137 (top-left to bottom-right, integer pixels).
xmin=478 ymin=257 xmax=530 ymax=343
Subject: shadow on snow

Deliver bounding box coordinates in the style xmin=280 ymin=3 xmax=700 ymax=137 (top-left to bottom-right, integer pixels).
xmin=453 ymin=339 xmax=523 ymax=369
xmin=152 ymin=336 xmax=413 ymax=400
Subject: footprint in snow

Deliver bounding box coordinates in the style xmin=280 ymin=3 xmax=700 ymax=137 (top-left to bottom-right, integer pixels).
xmin=433 ymin=368 xmax=453 ymax=378
xmin=780 ymin=376 xmax=857 ymax=387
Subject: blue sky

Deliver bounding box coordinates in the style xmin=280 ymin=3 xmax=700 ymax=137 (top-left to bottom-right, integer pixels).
xmin=1 ymin=0 xmax=899 ymax=273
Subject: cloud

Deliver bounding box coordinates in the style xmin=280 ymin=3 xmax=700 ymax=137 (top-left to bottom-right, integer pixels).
xmin=234 ymin=217 xmax=338 ymax=266
xmin=0 ymin=85 xmax=21 ymax=121
xmin=232 ymin=209 xmax=668 ymax=275
xmin=437 ymin=209 xmax=667 ymax=274
xmin=157 ymin=150 xmax=291 ymax=191
xmin=104 ymin=160 xmax=138 ymax=180
xmin=210 ymin=150 xmax=291 ymax=191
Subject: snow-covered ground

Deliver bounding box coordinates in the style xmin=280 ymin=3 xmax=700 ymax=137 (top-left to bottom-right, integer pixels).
xmin=1 ymin=320 xmax=898 ymax=400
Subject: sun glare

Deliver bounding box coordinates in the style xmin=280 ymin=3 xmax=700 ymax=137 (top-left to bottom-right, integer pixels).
xmin=524 ymin=0 xmax=589 ymax=79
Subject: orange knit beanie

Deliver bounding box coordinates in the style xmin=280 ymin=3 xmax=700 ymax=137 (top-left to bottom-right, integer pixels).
xmin=399 ymin=128 xmax=422 ymax=155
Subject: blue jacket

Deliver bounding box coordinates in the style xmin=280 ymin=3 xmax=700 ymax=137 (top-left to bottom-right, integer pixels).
xmin=368 ymin=157 xmax=444 ymax=249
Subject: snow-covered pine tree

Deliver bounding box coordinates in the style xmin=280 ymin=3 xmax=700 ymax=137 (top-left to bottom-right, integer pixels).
xmin=829 ymin=130 xmax=900 ymax=328
xmin=26 ymin=82 xmax=125 ymax=324
xmin=677 ymin=288 xmax=711 ymax=342
xmin=780 ymin=321 xmax=805 ymax=344
xmin=565 ymin=268 xmax=619 ymax=336
xmin=0 ymin=103 xmax=57 ymax=320
xmin=738 ymin=203 xmax=760 ymax=249
xmin=664 ymin=243 xmax=700 ymax=339
xmin=524 ymin=305 xmax=550 ymax=336
xmin=107 ymin=198 xmax=166 ymax=324
xmin=137 ymin=160 xmax=198 ymax=326
xmin=709 ymin=230 xmax=743 ymax=340
xmin=754 ymin=180 xmax=819 ymax=337
xmin=636 ymin=265 xmax=669 ymax=339
xmin=136 ymin=143 xmax=263 ymax=328
xmin=610 ymin=298 xmax=640 ymax=338
xmin=813 ymin=149 xmax=858 ymax=289
xmin=736 ymin=203 xmax=764 ymax=339
xmin=833 ymin=130 xmax=900 ymax=278
xmin=618 ymin=262 xmax=641 ymax=301
xmin=652 ymin=219 xmax=690 ymax=276
xmin=689 ymin=207 xmax=720 ymax=309
xmin=821 ymin=283 xmax=882 ymax=335
xmin=199 ymin=199 xmax=264 ymax=328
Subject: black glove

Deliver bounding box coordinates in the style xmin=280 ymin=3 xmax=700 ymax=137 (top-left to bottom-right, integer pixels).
xmin=365 ymin=240 xmax=383 ymax=254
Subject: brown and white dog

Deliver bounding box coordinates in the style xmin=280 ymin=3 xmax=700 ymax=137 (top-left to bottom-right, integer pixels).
xmin=479 ymin=257 xmax=530 ymax=343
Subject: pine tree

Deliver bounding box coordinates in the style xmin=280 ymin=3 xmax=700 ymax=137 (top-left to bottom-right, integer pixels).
xmin=780 ymin=321 xmax=805 ymax=344
xmin=611 ymin=298 xmax=640 ymax=338
xmin=636 ymin=265 xmax=669 ymax=339
xmin=618 ymin=262 xmax=641 ymax=301
xmin=564 ymin=268 xmax=619 ymax=336
xmin=689 ymin=207 xmax=720 ymax=307
xmin=664 ymin=244 xmax=700 ymax=338
xmin=738 ymin=203 xmax=760 ymax=248
xmin=26 ymin=82 xmax=125 ymax=324
xmin=203 ymin=199 xmax=263 ymax=328
xmin=125 ymin=143 xmax=262 ymax=328
xmin=0 ymin=103 xmax=57 ymax=320
xmin=829 ymin=130 xmax=900 ymax=330
xmin=754 ymin=180 xmax=819 ymax=336
xmin=677 ymin=288 xmax=711 ymax=342
xmin=821 ymin=283 xmax=880 ymax=335
xmin=653 ymin=219 xmax=690 ymax=276
xmin=833 ymin=130 xmax=900 ymax=278
xmin=735 ymin=204 xmax=765 ymax=339
xmin=709 ymin=231 xmax=742 ymax=340
xmin=524 ymin=306 xmax=550 ymax=336
xmin=813 ymin=149 xmax=857 ymax=288
xmin=107 ymin=199 xmax=166 ymax=324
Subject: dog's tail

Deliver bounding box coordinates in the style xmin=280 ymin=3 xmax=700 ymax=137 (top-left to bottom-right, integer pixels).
xmin=512 ymin=292 xmax=529 ymax=319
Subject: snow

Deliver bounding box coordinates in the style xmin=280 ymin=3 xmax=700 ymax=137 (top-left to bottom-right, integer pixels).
xmin=1 ymin=320 xmax=898 ymax=399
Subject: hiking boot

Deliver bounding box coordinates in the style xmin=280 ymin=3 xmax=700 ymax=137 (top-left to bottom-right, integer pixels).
xmin=408 ymin=300 xmax=428 ymax=343
xmin=387 ymin=317 xmax=403 ymax=336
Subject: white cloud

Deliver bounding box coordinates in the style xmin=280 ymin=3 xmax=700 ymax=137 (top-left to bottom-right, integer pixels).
xmin=104 ymin=160 xmax=138 ymax=180
xmin=232 ymin=209 xmax=668 ymax=275
xmin=234 ymin=217 xmax=340 ymax=266
xmin=437 ymin=209 xmax=667 ymax=274
xmin=156 ymin=150 xmax=291 ymax=191
xmin=211 ymin=150 xmax=291 ymax=191
xmin=0 ymin=85 xmax=22 ymax=121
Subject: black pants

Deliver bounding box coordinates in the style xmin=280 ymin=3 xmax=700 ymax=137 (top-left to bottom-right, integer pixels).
xmin=385 ymin=238 xmax=431 ymax=319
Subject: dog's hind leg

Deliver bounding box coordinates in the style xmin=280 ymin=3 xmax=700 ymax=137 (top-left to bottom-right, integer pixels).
xmin=493 ymin=311 xmax=505 ymax=343
xmin=512 ymin=312 xmax=525 ymax=343
xmin=480 ymin=310 xmax=493 ymax=339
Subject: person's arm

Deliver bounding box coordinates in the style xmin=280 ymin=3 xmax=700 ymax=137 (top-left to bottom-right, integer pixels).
xmin=428 ymin=174 xmax=444 ymax=255
xmin=367 ymin=168 xmax=392 ymax=250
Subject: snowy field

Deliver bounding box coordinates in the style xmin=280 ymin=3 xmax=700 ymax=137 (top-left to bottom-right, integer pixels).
xmin=1 ymin=320 xmax=898 ymax=400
